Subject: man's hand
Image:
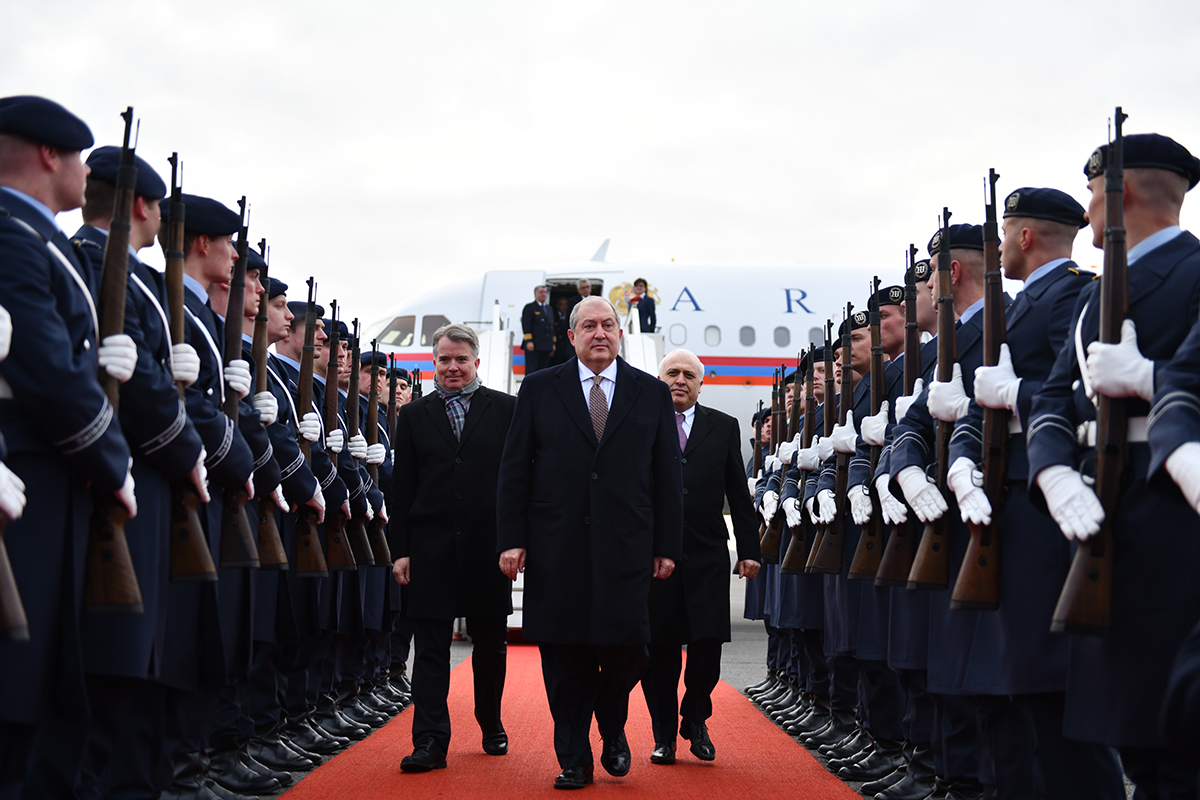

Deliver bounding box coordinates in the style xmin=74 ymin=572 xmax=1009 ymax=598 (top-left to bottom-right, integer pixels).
xmin=189 ymin=449 xmax=211 ymax=503
xmin=763 ymin=455 xmax=781 ymax=474
xmin=861 ymin=401 xmax=889 ymax=447
xmin=815 ymin=489 xmax=836 ymax=524
xmin=928 ymin=363 xmax=970 ymax=422
xmin=817 ymin=435 xmax=834 ymax=462
xmin=736 ymin=559 xmax=761 ymax=579
xmin=777 ymin=436 xmax=799 ymax=465
xmin=392 ymin=556 xmax=410 ymax=585
xmin=525 ymin=342 xmax=534 ymax=352
xmin=171 ymin=343 xmax=200 ymax=387
xmin=307 ymin=486 xmax=326 ymax=524
xmin=830 ymin=411 xmax=858 ymax=454
xmin=115 ymin=465 xmax=138 ymax=518
xmin=895 ymin=465 xmax=948 ymax=524
xmin=378 ymin=500 xmax=389 ymax=524
xmin=652 ymin=556 xmax=675 ymax=579
xmin=99 ymin=334 xmax=137 ymax=383
xmin=1166 ymin=442 xmax=1200 ymax=515
xmin=850 ymin=484 xmax=873 ymax=526
xmin=1086 ymin=318 xmax=1155 ymax=401
xmin=1037 ymin=465 xmax=1105 ymax=541
xmin=254 ymin=391 xmax=278 ymax=426
xmin=225 ymin=359 xmax=252 ymax=399
xmin=270 ymin=486 xmax=289 ymax=512
xmin=499 ymin=548 xmax=526 ymax=580
xmin=0 ymin=304 xmax=11 ymax=362
xmin=348 ymin=433 xmax=368 ymax=460
xmin=244 ymin=478 xmax=255 ymax=501
xmin=366 ymin=443 xmax=387 ymax=465
xmin=761 ymin=490 xmax=779 ymax=523
xmin=297 ymin=412 xmax=321 ymax=443
xmin=895 ymin=378 xmax=924 ymax=421
xmin=747 ymin=475 xmax=759 ymax=497
xmin=325 ymin=429 xmax=344 ymax=454
xmin=974 ymin=343 xmax=1021 ymax=412
xmin=797 ymin=439 xmax=820 ymax=471
xmin=947 ymin=456 xmax=990 ymax=526
xmin=876 ymin=473 xmax=908 ymax=526
xmin=0 ymin=461 xmax=27 ymax=520
xmin=783 ymin=496 xmax=803 ymax=528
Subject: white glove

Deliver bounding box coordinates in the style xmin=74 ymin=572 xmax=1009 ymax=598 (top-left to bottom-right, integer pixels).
xmin=1086 ymin=318 xmax=1155 ymax=401
xmin=0 ymin=304 xmax=11 ymax=362
xmin=170 ymin=343 xmax=200 ymax=387
xmin=817 ymin=435 xmax=834 ymax=462
xmin=805 ymin=496 xmax=816 ymax=520
xmin=307 ymin=486 xmax=326 ymax=524
xmin=948 ymin=456 xmax=991 ymax=526
xmin=895 ymin=378 xmax=924 ymax=421
xmin=225 ymin=359 xmax=251 ymax=399
xmin=298 ymin=412 xmax=321 ymax=443
xmin=797 ymin=440 xmax=820 ymax=471
xmin=895 ymin=465 xmax=948 ymax=524
xmin=270 ymin=485 xmax=288 ymax=511
xmin=325 ymin=428 xmax=344 ymax=454
xmin=850 ymin=484 xmax=873 ymax=526
xmin=115 ymin=465 xmax=137 ymax=518
xmin=783 ymin=497 xmax=803 ymax=529
xmin=366 ymin=443 xmax=387 ymax=465
xmin=928 ymin=363 xmax=971 ymax=422
xmin=1166 ymin=442 xmax=1200 ymax=515
xmin=747 ymin=476 xmax=759 ymax=497
xmin=245 ymin=477 xmax=255 ymax=501
xmin=861 ymin=401 xmax=889 ymax=447
xmin=815 ymin=489 xmax=837 ymax=524
xmin=348 ymin=433 xmax=368 ymax=460
xmin=761 ymin=490 xmax=779 ymax=523
xmin=974 ymin=343 xmax=1021 ymax=413
xmin=378 ymin=500 xmax=389 ymax=523
xmin=764 ymin=455 xmax=781 ymax=474
xmin=830 ymin=411 xmax=858 ymax=454
xmin=1037 ymin=465 xmax=1105 ymax=541
xmin=876 ymin=473 xmax=908 ymax=526
xmin=253 ymin=391 xmax=278 ymax=426
xmin=364 ymin=502 xmax=374 ymax=521
xmin=777 ymin=434 xmax=800 ymax=465
xmin=98 ymin=333 xmax=137 ymax=383
xmin=189 ymin=449 xmax=210 ymax=503
xmin=0 ymin=461 xmax=27 ymax=520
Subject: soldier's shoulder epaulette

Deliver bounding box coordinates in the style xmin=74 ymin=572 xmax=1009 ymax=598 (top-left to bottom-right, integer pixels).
xmin=71 ymin=237 xmax=103 ymax=252
xmin=1068 ymin=265 xmax=1100 ymax=280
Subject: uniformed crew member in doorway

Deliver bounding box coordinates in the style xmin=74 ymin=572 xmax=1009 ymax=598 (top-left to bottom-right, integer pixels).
xmin=551 ymin=296 xmax=573 ymax=365
xmin=521 ymin=284 xmax=556 ymax=374
xmin=391 ymin=323 xmax=515 ymax=772
xmin=498 ymin=296 xmax=683 ymax=790
xmin=630 ymin=277 xmax=656 ymax=333
xmin=640 ymin=349 xmax=760 ymax=765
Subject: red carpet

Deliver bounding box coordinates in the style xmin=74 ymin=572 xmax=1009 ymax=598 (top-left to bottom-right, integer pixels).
xmin=283 ymin=644 xmax=858 ymax=798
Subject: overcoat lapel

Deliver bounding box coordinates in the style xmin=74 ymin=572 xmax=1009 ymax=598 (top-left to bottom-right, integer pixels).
xmin=685 ymin=404 xmax=716 ymax=455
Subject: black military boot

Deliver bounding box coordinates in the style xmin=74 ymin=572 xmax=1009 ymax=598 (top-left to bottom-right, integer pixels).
xmin=839 ymin=738 xmax=906 ymax=782
xmin=745 ymin=669 xmax=779 ymax=698
xmin=787 ymin=695 xmax=831 ymax=735
xmin=801 ymin=704 xmax=855 ymax=748
xmin=820 ymin=724 xmax=870 ymax=758
xmin=875 ymin=747 xmax=936 ymax=800
xmin=205 ymin=745 xmax=282 ymax=795
xmin=860 ymin=741 xmax=914 ymax=795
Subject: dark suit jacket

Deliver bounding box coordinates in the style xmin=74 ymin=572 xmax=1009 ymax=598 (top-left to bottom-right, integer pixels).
xmin=649 ymin=403 xmax=758 ymax=644
xmin=497 ymin=356 xmax=684 ymax=646
xmin=521 ymin=300 xmax=556 ymax=351
xmin=390 ymin=385 xmax=516 ymax=619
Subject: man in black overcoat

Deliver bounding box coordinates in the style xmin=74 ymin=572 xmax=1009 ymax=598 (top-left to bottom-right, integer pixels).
xmin=390 ymin=323 xmax=515 ymax=772
xmin=498 ymin=296 xmax=684 ymax=790
xmin=639 ymin=349 xmax=760 ymax=766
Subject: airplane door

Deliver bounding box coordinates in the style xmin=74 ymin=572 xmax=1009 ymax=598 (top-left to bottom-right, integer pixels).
xmin=480 ymin=270 xmax=547 ymax=332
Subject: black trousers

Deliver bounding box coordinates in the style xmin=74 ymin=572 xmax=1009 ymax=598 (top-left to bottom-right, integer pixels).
xmin=538 ymin=642 xmax=649 ymax=769
xmin=525 ymin=349 xmax=552 ymax=374
xmin=410 ymin=616 xmax=507 ymax=749
xmin=640 ymin=639 xmax=722 ymax=743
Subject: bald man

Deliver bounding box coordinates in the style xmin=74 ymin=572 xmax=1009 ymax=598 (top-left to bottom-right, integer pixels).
xmin=639 ymin=349 xmax=760 ymax=765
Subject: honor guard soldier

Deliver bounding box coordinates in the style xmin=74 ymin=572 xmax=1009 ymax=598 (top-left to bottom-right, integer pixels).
xmin=520 ymin=284 xmax=557 ymax=374
xmin=0 ymin=96 xmax=136 ymax=797
xmin=1026 ymin=132 xmax=1200 ymax=798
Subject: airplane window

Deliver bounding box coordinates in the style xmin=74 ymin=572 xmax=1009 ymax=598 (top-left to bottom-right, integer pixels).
xmin=378 ymin=315 xmax=416 ymax=348
xmin=669 ymin=324 xmax=687 ymax=346
xmin=704 ymin=326 xmax=721 ymax=347
xmin=774 ymin=326 xmax=790 ymax=347
xmin=809 ymin=327 xmax=823 ymax=347
xmin=420 ymin=315 xmax=451 ymax=346
xmin=740 ymin=326 xmax=755 ymax=347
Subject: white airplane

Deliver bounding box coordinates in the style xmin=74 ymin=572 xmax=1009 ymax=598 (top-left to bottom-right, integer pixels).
xmin=364 ymin=240 xmax=888 ymax=456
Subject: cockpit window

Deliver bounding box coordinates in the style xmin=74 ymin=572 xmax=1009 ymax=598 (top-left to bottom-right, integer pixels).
xmin=379 ymin=315 xmax=415 ymax=348
xmin=420 ymin=315 xmax=451 ymax=346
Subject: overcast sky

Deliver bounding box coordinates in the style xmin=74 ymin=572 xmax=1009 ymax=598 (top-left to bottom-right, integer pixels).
xmin=7 ymin=0 xmax=1200 ymax=328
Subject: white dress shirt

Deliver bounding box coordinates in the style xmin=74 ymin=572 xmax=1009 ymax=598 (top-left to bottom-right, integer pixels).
xmin=578 ymin=358 xmax=617 ymax=411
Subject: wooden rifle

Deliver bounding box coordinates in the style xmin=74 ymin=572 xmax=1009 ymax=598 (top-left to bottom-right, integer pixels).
xmin=1051 ymin=109 xmax=1128 ymax=635
xmin=952 ymin=170 xmax=1008 ymax=609
xmin=294 ymin=278 xmax=328 ymax=577
xmin=251 ymin=239 xmax=287 ymax=570
xmin=84 ymin=108 xmax=144 ymax=611
xmin=909 ymin=209 xmax=956 ymax=590
xmin=804 ymin=322 xmax=838 ymax=571
xmin=322 ymin=301 xmax=357 ymax=570
xmin=412 ymin=367 xmax=423 ymax=399
xmin=876 ymin=245 xmax=922 ymax=586
xmin=163 ymin=154 xmax=217 ymax=582
xmin=810 ymin=304 xmax=855 ymax=574
xmin=344 ymin=321 xmax=376 ymax=566
xmin=759 ymin=369 xmax=785 ymax=561
xmin=761 ymin=358 xmax=804 ymax=564
xmin=850 ymin=278 xmax=887 ymax=579
xmin=751 ymin=399 xmax=764 ymax=484
xmin=779 ymin=344 xmax=817 ymax=574
xmin=365 ymin=340 xmax=391 ymax=564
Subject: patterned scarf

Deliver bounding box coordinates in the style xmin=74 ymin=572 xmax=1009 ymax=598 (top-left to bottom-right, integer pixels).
xmin=435 ymin=377 xmax=481 ymax=440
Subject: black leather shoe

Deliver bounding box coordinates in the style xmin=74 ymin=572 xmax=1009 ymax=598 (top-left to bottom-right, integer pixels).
xmin=400 ymin=739 xmax=447 ymax=773
xmin=279 ymin=734 xmax=324 ymax=764
xmin=240 ymin=750 xmax=293 ymax=787
xmin=838 ymin=741 xmax=905 ymax=782
xmin=554 ymin=765 xmax=593 ymax=789
xmin=340 ymin=697 xmax=389 ymax=728
xmin=599 ymin=733 xmax=631 ymax=777
xmin=482 ymin=728 xmax=509 ymax=756
xmin=202 ymin=780 xmax=258 ymax=800
xmin=819 ymin=725 xmax=867 ymax=757
xmin=206 ymin=748 xmax=282 ymax=795
xmin=861 ymin=763 xmax=907 ymax=796
xmin=876 ymin=748 xmax=935 ymax=800
xmin=289 ymin=716 xmax=347 ymax=754
xmin=680 ymin=720 xmax=715 ymax=761
xmin=744 ymin=672 xmax=776 ymax=697
xmin=828 ymin=740 xmax=874 ymax=772
xmin=649 ymin=741 xmax=676 ymax=764
xmin=246 ymin=736 xmax=314 ymax=773
xmin=945 ymin=778 xmax=985 ymax=800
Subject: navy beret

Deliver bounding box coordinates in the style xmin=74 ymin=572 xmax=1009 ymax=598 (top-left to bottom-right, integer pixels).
xmin=868 ymin=284 xmax=905 ymax=312
xmin=1003 ymin=187 xmax=1087 ymax=228
xmin=389 ymin=367 xmax=411 ymax=384
xmin=287 ymin=300 xmax=324 ymax=319
xmin=928 ymin=223 xmax=984 ymax=255
xmin=1085 ymin=133 xmax=1200 ymax=190
xmin=906 ymin=258 xmax=933 ymax=285
xmin=838 ymin=309 xmax=870 ymax=339
xmin=810 ymin=346 xmax=831 ymax=363
xmin=0 ymin=95 xmax=93 ymax=151
xmin=169 ymin=194 xmax=240 ymax=236
xmin=85 ymin=146 xmax=166 ymax=200
xmin=360 ymin=351 xmax=390 ymax=370
xmin=321 ymin=319 xmax=349 ymax=339
xmin=268 ymin=278 xmax=288 ymax=299
xmin=245 ymin=247 xmax=266 ymax=272
xmin=782 ymin=370 xmax=798 ymax=385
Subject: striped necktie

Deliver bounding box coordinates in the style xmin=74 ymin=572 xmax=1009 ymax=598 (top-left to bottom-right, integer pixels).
xmin=590 ymin=376 xmax=607 ymax=442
